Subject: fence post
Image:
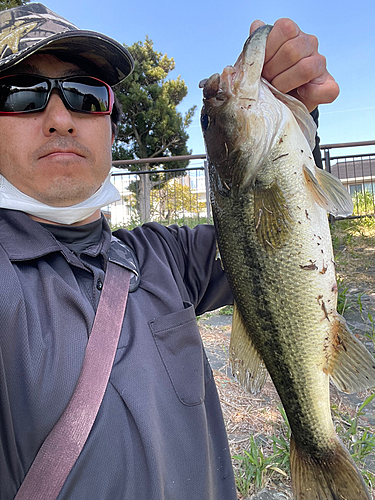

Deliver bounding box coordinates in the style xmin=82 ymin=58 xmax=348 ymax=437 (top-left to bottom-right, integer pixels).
xmin=323 ymin=148 xmax=335 ymax=223
xmin=204 ymin=161 xmax=211 ymax=222
xmin=324 ymin=148 xmax=331 ymax=173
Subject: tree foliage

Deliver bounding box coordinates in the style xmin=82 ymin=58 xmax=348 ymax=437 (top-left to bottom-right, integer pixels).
xmin=112 ymin=36 xmax=196 ymax=222
xmin=0 ymin=0 xmax=30 ymax=10
xmin=113 ymin=36 xmax=196 ymax=166
xmin=150 ymin=177 xmax=206 ymax=224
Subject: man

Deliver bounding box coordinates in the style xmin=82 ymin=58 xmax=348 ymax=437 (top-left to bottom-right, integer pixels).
xmin=0 ymin=4 xmax=339 ymax=500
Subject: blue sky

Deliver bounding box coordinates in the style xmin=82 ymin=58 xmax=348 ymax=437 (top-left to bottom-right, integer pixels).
xmin=43 ymin=0 xmax=375 ymax=159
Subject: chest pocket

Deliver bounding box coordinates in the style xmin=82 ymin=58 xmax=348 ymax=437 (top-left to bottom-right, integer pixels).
xmin=149 ymin=302 xmax=211 ymax=406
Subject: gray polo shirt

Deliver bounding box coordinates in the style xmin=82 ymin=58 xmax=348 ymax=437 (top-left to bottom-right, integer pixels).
xmin=0 ymin=208 xmax=236 ymax=500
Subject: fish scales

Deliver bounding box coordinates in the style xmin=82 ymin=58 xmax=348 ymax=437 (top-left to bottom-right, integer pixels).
xmin=200 ymin=25 xmax=375 ymax=500
xmin=214 ymin=148 xmax=336 ymax=448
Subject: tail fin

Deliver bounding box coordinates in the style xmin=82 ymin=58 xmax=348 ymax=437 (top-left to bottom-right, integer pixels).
xmin=290 ymin=435 xmax=371 ymax=500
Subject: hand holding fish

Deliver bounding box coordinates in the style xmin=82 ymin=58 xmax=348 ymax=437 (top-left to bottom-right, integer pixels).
xmin=250 ymin=18 xmax=339 ymax=112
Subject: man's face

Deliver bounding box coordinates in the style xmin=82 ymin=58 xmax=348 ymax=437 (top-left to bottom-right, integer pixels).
xmin=0 ymin=54 xmax=114 ymax=207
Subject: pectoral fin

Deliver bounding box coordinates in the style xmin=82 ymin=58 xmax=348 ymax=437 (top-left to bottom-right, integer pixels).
xmin=229 ymin=303 xmax=268 ymax=394
xmin=324 ymin=313 xmax=375 ymax=393
xmin=303 ymin=165 xmax=353 ymax=217
xmin=254 ymin=180 xmax=293 ymax=254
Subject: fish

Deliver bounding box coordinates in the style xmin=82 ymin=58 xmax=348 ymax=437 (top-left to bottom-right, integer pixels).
xmin=199 ymin=25 xmax=375 ymax=500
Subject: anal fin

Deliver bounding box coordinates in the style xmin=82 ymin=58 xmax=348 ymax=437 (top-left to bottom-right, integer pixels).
xmin=229 ymin=303 xmax=268 ymax=394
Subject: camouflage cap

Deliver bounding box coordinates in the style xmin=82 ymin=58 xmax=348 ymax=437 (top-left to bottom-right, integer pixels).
xmin=0 ymin=3 xmax=134 ymax=85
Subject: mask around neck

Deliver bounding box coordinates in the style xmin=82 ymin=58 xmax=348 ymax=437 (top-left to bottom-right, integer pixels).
xmin=0 ymin=173 xmax=120 ymax=225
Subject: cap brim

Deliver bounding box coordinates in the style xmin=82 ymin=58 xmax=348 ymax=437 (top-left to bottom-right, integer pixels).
xmin=0 ymin=30 xmax=134 ymax=86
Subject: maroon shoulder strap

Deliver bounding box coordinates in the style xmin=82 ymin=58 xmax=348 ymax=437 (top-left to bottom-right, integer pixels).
xmin=14 ymin=260 xmax=131 ymax=500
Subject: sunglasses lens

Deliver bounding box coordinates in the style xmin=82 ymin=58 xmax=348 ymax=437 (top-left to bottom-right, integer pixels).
xmin=0 ymin=76 xmax=48 ymax=112
xmin=62 ymin=77 xmax=111 ymax=113
xmin=0 ymin=75 xmax=111 ymax=114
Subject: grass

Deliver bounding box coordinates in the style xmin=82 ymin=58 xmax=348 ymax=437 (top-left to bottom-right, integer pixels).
xmin=330 ymin=216 xmax=375 ymax=290
xmin=233 ymin=396 xmax=375 ymax=498
xmin=352 ymin=191 xmax=375 ymax=217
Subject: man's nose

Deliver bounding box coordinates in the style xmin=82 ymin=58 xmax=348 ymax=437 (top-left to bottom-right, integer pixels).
xmin=41 ymin=90 xmax=77 ymax=136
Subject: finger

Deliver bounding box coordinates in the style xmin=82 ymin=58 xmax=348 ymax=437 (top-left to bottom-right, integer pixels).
xmin=264 ymin=18 xmax=301 ymax=64
xmin=295 ymin=75 xmax=340 ymax=112
xmin=263 ymin=31 xmax=319 ymax=83
xmin=268 ymin=51 xmax=326 ymax=95
xmin=250 ymin=19 xmax=265 ymax=35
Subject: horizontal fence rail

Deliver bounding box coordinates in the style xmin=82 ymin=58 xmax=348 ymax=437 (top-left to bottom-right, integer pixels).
xmin=105 ymin=140 xmax=375 ymax=228
xmin=322 ymin=141 xmax=375 ymax=219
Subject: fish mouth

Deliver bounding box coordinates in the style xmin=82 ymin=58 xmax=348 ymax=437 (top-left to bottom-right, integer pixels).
xmin=199 ymin=25 xmax=272 ymax=104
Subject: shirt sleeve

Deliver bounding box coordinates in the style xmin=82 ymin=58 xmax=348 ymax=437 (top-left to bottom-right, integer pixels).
xmin=168 ymin=223 xmax=233 ymax=315
xmin=137 ymin=223 xmax=233 ymax=316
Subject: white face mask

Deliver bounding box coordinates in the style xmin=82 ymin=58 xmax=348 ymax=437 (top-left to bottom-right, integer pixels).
xmin=0 ymin=173 xmax=121 ymax=225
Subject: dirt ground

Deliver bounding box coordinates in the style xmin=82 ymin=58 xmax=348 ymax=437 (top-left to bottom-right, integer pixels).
xmin=198 ymin=218 xmax=375 ymax=499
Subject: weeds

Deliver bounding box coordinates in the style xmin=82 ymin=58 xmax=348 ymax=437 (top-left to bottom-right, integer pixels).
xmin=332 ymin=392 xmax=375 ymax=490
xmin=218 ymin=305 xmax=234 ymax=316
xmin=337 ymin=276 xmax=352 ymax=315
xmin=352 ymin=192 xmax=375 ymax=217
xmin=233 ymin=397 xmax=375 ymax=497
xmin=232 ymin=434 xmax=288 ymax=496
xmin=366 ymin=313 xmax=375 ymax=345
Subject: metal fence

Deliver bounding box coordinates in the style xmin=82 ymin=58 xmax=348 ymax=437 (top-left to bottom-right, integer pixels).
xmin=107 ymin=163 xmax=211 ymax=228
xmin=322 ymin=141 xmax=375 ymax=219
xmin=106 ymin=141 xmax=375 ymax=228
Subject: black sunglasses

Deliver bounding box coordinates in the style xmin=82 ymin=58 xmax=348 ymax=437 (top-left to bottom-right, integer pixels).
xmin=0 ymin=74 xmax=114 ymax=115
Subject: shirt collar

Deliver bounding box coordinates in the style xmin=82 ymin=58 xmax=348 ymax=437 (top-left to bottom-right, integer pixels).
xmin=0 ymin=208 xmax=111 ymax=263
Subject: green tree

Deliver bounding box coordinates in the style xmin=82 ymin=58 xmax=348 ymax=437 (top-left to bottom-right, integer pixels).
xmin=0 ymin=0 xmax=30 ymax=10
xmin=113 ymin=36 xmax=196 ymax=223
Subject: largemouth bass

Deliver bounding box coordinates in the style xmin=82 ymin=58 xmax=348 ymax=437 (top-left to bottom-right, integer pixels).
xmin=200 ymin=25 xmax=375 ymax=500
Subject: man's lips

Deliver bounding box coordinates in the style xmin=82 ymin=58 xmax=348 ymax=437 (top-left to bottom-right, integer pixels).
xmin=34 ymin=139 xmax=91 ymax=162
xmin=39 ymin=149 xmax=86 ymax=159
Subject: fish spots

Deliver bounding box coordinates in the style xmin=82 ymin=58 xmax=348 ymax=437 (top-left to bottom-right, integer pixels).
xmin=272 ymin=153 xmax=289 ymax=162
xmin=299 ymin=260 xmax=318 ymax=271
xmin=320 ymin=262 xmax=328 ymax=275
xmin=317 ymin=295 xmax=330 ymax=321
xmin=305 ymin=210 xmax=310 ymax=220
xmin=333 ymin=332 xmax=347 ymax=352
xmin=240 ymin=97 xmax=255 ymax=110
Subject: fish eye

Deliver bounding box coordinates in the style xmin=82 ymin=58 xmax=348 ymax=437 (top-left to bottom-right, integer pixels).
xmin=201 ymin=113 xmax=210 ymax=131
